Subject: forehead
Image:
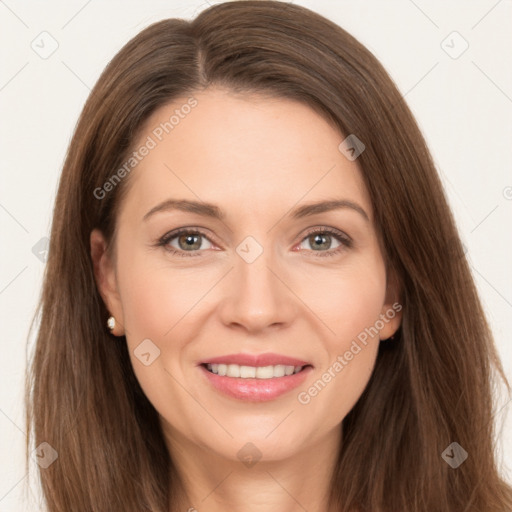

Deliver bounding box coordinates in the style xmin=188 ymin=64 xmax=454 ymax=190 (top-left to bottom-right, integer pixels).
xmin=118 ymin=87 xmax=372 ymax=223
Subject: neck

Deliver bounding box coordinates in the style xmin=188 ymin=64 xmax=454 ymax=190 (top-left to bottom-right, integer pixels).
xmin=165 ymin=425 xmax=342 ymax=512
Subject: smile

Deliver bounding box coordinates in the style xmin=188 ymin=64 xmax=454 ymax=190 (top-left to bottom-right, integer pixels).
xmin=204 ymin=363 xmax=306 ymax=379
xmin=199 ymin=360 xmax=313 ymax=402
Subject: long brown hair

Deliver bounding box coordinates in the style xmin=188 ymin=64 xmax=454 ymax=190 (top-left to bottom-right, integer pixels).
xmin=26 ymin=1 xmax=512 ymax=510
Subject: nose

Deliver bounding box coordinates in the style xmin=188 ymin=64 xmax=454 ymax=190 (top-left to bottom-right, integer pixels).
xmin=216 ymin=242 xmax=298 ymax=334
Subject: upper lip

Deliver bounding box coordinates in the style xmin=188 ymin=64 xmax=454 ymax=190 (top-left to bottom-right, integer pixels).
xmin=200 ymin=353 xmax=312 ymax=367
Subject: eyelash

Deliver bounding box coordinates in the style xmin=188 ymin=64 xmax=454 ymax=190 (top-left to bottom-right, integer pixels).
xmin=156 ymin=227 xmax=353 ymax=258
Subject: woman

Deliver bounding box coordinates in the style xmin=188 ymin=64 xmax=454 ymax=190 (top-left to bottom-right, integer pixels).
xmin=26 ymin=1 xmax=512 ymax=510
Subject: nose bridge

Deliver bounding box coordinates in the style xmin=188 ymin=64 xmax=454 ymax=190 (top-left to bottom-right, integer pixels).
xmin=218 ymin=233 xmax=295 ymax=331
xmin=238 ymin=236 xmax=277 ymax=291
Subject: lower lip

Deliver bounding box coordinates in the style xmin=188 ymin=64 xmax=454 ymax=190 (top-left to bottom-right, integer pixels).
xmin=199 ymin=364 xmax=313 ymax=402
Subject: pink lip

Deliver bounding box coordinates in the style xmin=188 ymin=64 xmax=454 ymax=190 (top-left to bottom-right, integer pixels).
xmin=199 ymin=364 xmax=313 ymax=402
xmin=200 ymin=352 xmax=311 ymax=367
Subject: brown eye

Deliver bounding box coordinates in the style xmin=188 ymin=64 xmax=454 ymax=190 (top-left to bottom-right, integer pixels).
xmin=176 ymin=233 xmax=204 ymax=251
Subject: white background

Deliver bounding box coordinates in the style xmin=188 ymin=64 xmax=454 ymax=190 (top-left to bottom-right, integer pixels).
xmin=1 ymin=0 xmax=511 ymax=509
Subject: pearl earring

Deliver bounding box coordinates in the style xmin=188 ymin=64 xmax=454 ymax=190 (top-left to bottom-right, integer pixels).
xmin=107 ymin=316 xmax=116 ymax=332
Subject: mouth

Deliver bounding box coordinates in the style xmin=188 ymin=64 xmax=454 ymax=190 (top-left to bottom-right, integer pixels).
xmin=198 ymin=355 xmax=314 ymax=402
xmin=201 ymin=363 xmax=311 ymax=379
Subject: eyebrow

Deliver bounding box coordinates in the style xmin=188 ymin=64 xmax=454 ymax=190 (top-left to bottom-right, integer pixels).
xmin=143 ymin=198 xmax=369 ymax=223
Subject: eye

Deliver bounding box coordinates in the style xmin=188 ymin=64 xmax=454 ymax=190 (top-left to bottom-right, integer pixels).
xmin=156 ymin=226 xmax=352 ymax=258
xmin=158 ymin=228 xmax=214 ymax=257
xmin=297 ymin=227 xmax=352 ymax=257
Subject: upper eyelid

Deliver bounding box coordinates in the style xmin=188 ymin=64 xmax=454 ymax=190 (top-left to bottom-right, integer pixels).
xmin=161 ymin=228 xmax=215 ymax=245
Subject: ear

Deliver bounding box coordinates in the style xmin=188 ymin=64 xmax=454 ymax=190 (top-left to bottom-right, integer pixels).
xmin=378 ymin=268 xmax=403 ymax=340
xmin=90 ymin=229 xmax=125 ymax=336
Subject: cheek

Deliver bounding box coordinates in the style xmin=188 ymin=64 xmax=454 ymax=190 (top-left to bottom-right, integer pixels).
xmin=114 ymin=251 xmax=205 ymax=427
xmin=297 ymin=253 xmax=387 ymax=342
xmin=115 ymin=249 xmax=215 ymax=398
xmin=116 ymin=249 xmax=207 ymax=341
xmin=292 ymin=255 xmax=386 ymax=426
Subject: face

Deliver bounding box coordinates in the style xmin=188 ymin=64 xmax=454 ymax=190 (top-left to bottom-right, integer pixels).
xmin=91 ymin=87 xmax=401 ymax=464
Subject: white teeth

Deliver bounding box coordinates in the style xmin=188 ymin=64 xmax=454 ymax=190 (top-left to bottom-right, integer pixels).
xmin=205 ymin=363 xmax=304 ymax=378
xmin=227 ymin=364 xmax=240 ymax=378
xmin=240 ymin=365 xmax=256 ymax=378
xmin=272 ymin=365 xmax=285 ymax=377
xmin=256 ymin=366 xmax=275 ymax=379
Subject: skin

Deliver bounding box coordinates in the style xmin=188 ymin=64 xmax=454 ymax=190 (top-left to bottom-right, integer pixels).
xmin=90 ymin=87 xmax=402 ymax=512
